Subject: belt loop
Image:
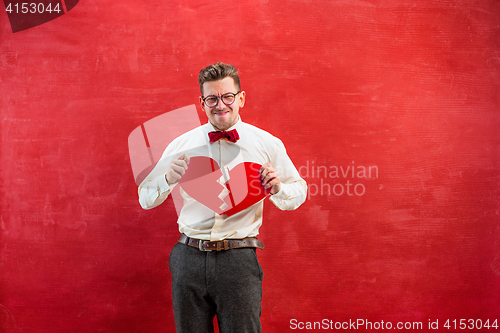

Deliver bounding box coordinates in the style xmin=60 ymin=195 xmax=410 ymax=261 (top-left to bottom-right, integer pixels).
xmin=183 ymin=235 xmax=189 ymax=245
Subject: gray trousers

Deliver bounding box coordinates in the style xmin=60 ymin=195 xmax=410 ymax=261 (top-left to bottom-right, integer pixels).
xmin=169 ymin=242 xmax=264 ymax=333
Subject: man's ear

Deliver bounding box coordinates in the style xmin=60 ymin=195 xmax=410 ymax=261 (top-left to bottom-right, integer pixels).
xmin=239 ymin=91 xmax=246 ymax=108
xmin=199 ymin=96 xmax=205 ymax=110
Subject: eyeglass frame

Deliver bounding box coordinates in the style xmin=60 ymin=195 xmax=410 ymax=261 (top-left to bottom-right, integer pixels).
xmin=201 ymin=91 xmax=242 ymax=108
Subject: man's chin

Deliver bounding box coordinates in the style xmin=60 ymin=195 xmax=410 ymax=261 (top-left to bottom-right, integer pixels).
xmin=212 ymin=120 xmax=233 ymax=131
xmin=216 ymin=124 xmax=230 ymax=131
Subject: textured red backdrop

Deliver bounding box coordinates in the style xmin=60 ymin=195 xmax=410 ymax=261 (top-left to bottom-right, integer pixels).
xmin=1 ymin=0 xmax=499 ymax=332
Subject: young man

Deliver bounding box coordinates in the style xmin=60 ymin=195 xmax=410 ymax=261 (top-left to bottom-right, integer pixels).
xmin=138 ymin=62 xmax=307 ymax=332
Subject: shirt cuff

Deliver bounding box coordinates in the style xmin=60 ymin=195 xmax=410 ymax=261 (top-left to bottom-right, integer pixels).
xmin=159 ymin=173 xmax=174 ymax=195
xmin=269 ymin=182 xmax=287 ymax=200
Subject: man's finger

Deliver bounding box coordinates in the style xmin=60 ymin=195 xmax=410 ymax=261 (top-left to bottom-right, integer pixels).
xmin=262 ymin=172 xmax=274 ymax=184
xmin=260 ymin=166 xmax=274 ymax=179
xmin=179 ymin=153 xmax=190 ymax=164
xmin=259 ymin=162 xmax=271 ymax=174
xmin=265 ymin=179 xmax=278 ymax=188
xmin=264 ymin=178 xmax=275 ymax=188
xmin=171 ymin=164 xmax=187 ymax=176
xmin=172 ymin=159 xmax=188 ymax=170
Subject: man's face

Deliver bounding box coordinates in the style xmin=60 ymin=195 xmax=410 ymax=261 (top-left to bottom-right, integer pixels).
xmin=200 ymin=77 xmax=245 ymax=131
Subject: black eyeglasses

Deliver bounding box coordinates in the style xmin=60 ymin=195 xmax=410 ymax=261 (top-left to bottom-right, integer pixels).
xmin=202 ymin=91 xmax=241 ymax=108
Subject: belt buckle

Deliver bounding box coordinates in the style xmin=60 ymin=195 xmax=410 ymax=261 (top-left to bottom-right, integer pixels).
xmin=198 ymin=240 xmax=212 ymax=252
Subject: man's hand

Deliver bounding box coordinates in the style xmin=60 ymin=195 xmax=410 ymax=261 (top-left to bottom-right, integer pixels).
xmin=259 ymin=162 xmax=281 ymax=195
xmin=166 ymin=153 xmax=190 ymax=185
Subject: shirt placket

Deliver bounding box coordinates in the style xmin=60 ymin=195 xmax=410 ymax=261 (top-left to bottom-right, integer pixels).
xmin=210 ymin=140 xmax=227 ymax=241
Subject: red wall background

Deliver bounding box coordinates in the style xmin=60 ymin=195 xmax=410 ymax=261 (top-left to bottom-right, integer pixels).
xmin=1 ymin=0 xmax=499 ymax=332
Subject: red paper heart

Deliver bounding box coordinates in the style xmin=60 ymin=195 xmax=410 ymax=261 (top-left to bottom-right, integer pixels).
xmin=179 ymin=156 xmax=271 ymax=216
xmin=5 ymin=0 xmax=79 ymax=33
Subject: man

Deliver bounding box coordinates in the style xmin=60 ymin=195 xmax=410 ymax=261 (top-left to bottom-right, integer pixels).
xmin=138 ymin=62 xmax=307 ymax=332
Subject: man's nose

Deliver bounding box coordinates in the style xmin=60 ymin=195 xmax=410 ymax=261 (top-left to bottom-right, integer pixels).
xmin=215 ymin=96 xmax=226 ymax=109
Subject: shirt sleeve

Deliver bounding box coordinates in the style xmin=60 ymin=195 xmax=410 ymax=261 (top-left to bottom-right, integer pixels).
xmin=138 ymin=167 xmax=175 ymax=210
xmin=268 ymin=138 xmax=307 ymax=211
xmin=138 ymin=141 xmax=182 ymax=210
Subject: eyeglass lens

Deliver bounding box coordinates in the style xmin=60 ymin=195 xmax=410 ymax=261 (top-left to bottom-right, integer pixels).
xmin=205 ymin=93 xmax=236 ymax=107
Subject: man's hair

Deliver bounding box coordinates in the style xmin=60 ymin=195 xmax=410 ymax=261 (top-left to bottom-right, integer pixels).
xmin=198 ymin=62 xmax=241 ymax=96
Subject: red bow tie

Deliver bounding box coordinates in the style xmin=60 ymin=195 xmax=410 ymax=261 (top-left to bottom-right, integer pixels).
xmin=208 ymin=129 xmax=240 ymax=143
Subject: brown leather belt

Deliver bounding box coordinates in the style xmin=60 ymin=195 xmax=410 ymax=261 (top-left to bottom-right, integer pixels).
xmin=178 ymin=234 xmax=264 ymax=251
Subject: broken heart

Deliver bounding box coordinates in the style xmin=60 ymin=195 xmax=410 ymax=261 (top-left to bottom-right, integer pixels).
xmin=179 ymin=156 xmax=271 ymax=216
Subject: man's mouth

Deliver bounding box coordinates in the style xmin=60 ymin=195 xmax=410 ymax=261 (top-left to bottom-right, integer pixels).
xmin=214 ymin=111 xmax=229 ymax=116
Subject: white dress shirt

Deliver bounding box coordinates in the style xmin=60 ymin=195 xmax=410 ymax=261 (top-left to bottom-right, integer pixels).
xmin=138 ymin=116 xmax=307 ymax=241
